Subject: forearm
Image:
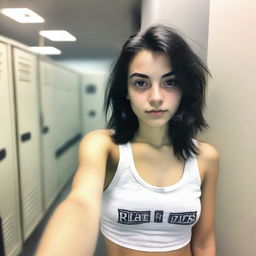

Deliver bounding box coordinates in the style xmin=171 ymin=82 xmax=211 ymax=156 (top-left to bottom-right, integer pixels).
xmin=36 ymin=198 xmax=100 ymax=256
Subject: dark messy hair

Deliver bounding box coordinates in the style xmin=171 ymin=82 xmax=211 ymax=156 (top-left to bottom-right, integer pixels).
xmin=104 ymin=25 xmax=210 ymax=161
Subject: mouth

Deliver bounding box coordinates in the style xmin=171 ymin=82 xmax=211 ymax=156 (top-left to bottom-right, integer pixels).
xmin=146 ymin=110 xmax=167 ymax=113
xmin=145 ymin=110 xmax=167 ymax=117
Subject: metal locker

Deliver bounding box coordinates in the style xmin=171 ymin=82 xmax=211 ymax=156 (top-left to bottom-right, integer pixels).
xmin=12 ymin=47 xmax=43 ymax=240
xmin=82 ymin=73 xmax=107 ymax=135
xmin=53 ymin=66 xmax=72 ymax=189
xmin=52 ymin=66 xmax=81 ymax=190
xmin=39 ymin=60 xmax=59 ymax=211
xmin=0 ymin=42 xmax=22 ymax=256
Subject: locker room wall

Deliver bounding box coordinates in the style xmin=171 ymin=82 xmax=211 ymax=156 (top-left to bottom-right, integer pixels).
xmin=0 ymin=40 xmax=22 ymax=256
xmin=200 ymin=0 xmax=256 ymax=255
xmin=141 ymin=0 xmax=210 ymax=62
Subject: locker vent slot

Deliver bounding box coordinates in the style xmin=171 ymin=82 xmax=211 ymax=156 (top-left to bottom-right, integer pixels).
xmin=23 ymin=187 xmax=39 ymax=231
xmin=17 ymin=56 xmax=32 ymax=83
xmin=2 ymin=213 xmax=16 ymax=254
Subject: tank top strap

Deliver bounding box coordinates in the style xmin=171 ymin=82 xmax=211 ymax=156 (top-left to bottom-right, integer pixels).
xmin=118 ymin=142 xmax=129 ymax=164
xmin=103 ymin=142 xmax=130 ymax=194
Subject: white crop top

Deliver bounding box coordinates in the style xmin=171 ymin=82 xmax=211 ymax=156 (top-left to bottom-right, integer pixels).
xmin=100 ymin=140 xmax=201 ymax=252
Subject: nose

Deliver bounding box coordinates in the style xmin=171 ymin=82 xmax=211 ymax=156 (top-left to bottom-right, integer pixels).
xmin=148 ymin=84 xmax=164 ymax=107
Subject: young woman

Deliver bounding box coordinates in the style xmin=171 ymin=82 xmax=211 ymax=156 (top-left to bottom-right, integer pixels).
xmin=36 ymin=25 xmax=219 ymax=256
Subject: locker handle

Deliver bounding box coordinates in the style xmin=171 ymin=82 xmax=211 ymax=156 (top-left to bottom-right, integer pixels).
xmin=0 ymin=148 xmax=6 ymax=161
xmin=21 ymin=132 xmax=31 ymax=142
xmin=55 ymin=133 xmax=82 ymax=158
xmin=42 ymin=126 xmax=49 ymax=134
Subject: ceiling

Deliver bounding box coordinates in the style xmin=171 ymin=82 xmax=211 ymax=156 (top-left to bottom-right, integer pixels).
xmin=0 ymin=0 xmax=141 ymax=60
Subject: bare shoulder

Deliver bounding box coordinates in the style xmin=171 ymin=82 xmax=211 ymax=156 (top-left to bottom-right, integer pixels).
xmin=80 ymin=129 xmax=113 ymax=143
xmin=68 ymin=129 xmax=114 ymax=203
xmin=79 ymin=129 xmax=114 ymax=154
xmin=197 ymin=141 xmax=220 ymax=162
xmin=196 ymin=141 xmax=220 ymax=183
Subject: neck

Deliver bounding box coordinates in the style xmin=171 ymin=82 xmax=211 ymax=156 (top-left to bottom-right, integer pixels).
xmin=133 ymin=125 xmax=171 ymax=148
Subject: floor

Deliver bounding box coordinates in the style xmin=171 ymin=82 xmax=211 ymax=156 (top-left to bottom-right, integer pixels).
xmin=18 ymin=178 xmax=105 ymax=256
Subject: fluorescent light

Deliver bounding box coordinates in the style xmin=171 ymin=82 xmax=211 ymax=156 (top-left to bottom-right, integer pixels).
xmin=0 ymin=8 xmax=44 ymax=23
xmin=29 ymin=47 xmax=61 ymax=55
xmin=39 ymin=30 xmax=77 ymax=41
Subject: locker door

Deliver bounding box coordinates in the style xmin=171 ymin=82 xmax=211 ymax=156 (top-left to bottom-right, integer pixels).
xmin=39 ymin=60 xmax=59 ymax=211
xmin=53 ymin=67 xmax=81 ymax=189
xmin=0 ymin=42 xmax=22 ymax=256
xmin=82 ymin=73 xmax=107 ymax=134
xmin=13 ymin=47 xmax=43 ymax=240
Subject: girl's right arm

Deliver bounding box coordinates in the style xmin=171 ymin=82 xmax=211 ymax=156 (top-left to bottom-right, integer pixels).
xmin=35 ymin=130 xmax=111 ymax=256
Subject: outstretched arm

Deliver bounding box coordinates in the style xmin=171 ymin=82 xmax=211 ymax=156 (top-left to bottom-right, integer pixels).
xmin=36 ymin=130 xmax=111 ymax=256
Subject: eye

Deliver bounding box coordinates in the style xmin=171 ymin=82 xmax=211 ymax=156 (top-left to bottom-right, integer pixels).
xmin=164 ymin=79 xmax=177 ymax=87
xmin=134 ymin=80 xmax=148 ymax=88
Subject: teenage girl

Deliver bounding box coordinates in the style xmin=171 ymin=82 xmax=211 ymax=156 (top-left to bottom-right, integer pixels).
xmin=36 ymin=25 xmax=219 ymax=256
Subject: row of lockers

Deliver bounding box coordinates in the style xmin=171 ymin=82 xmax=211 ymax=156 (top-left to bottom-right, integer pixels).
xmin=0 ymin=36 xmax=83 ymax=256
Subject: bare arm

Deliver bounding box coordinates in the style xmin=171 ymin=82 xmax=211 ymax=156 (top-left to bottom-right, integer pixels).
xmin=191 ymin=143 xmax=220 ymax=256
xmin=36 ymin=130 xmax=111 ymax=256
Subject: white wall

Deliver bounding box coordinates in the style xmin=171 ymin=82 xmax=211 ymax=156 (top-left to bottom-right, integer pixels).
xmin=201 ymin=0 xmax=256 ymax=255
xmin=141 ymin=0 xmax=210 ymax=61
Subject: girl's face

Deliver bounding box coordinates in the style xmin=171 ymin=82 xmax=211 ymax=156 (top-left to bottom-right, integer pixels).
xmin=127 ymin=50 xmax=183 ymax=129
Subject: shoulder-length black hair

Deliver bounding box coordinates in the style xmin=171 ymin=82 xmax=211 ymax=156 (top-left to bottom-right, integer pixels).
xmin=104 ymin=24 xmax=210 ymax=161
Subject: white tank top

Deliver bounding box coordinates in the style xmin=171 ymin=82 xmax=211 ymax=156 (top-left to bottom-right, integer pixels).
xmin=100 ymin=140 xmax=201 ymax=252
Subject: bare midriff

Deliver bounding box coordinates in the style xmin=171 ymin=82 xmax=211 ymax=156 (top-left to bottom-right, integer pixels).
xmin=103 ymin=236 xmax=192 ymax=256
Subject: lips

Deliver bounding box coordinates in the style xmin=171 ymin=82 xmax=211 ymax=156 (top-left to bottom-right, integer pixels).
xmin=145 ymin=110 xmax=167 ymax=117
xmin=146 ymin=110 xmax=166 ymax=113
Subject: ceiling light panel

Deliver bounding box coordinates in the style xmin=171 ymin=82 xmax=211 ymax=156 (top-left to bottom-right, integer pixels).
xmin=39 ymin=30 xmax=77 ymax=41
xmin=29 ymin=47 xmax=61 ymax=55
xmin=0 ymin=8 xmax=44 ymax=23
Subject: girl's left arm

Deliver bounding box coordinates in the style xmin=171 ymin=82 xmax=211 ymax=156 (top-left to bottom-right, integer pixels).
xmin=191 ymin=143 xmax=220 ymax=256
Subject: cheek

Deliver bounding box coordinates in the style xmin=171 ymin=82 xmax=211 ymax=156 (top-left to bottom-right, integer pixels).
xmin=130 ymin=97 xmax=143 ymax=112
xmin=128 ymin=90 xmax=142 ymax=106
xmin=167 ymin=90 xmax=182 ymax=104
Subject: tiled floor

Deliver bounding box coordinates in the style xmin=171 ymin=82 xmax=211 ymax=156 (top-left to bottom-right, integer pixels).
xmin=18 ymin=178 xmax=105 ymax=256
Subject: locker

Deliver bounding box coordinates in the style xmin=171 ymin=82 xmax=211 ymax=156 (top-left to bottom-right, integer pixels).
xmin=0 ymin=42 xmax=22 ymax=256
xmin=12 ymin=47 xmax=43 ymax=240
xmin=52 ymin=66 xmax=82 ymax=189
xmin=82 ymin=73 xmax=107 ymax=134
xmin=39 ymin=60 xmax=59 ymax=211
xmin=40 ymin=62 xmax=81 ymax=193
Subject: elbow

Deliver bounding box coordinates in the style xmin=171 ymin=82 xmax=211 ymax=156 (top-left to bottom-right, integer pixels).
xmin=191 ymin=231 xmax=216 ymax=256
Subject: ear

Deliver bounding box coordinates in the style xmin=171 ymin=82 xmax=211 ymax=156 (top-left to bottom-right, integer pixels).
xmin=126 ymin=94 xmax=130 ymax=100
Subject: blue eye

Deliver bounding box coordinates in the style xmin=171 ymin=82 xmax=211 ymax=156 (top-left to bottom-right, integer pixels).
xmin=135 ymin=80 xmax=147 ymax=87
xmin=164 ymin=79 xmax=177 ymax=87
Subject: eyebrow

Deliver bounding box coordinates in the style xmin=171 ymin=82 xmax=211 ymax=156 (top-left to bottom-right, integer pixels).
xmin=128 ymin=71 xmax=175 ymax=79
